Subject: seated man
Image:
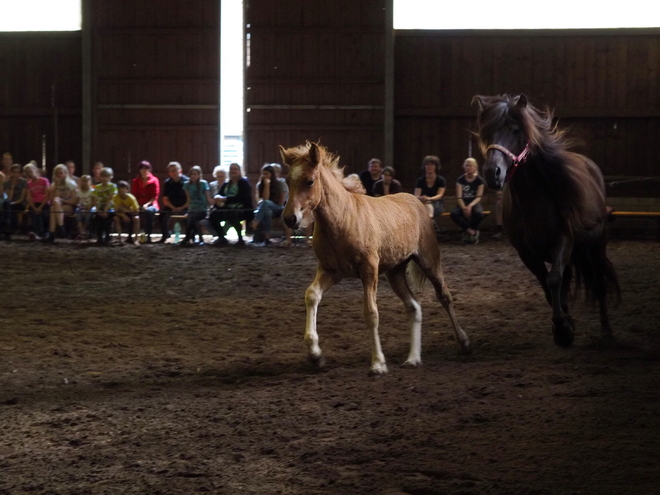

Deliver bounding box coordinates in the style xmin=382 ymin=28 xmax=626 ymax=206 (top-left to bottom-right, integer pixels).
xmin=158 ymin=161 xmax=188 ymax=243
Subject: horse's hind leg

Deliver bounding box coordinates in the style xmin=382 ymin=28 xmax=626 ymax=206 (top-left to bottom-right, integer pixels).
xmin=414 ymin=255 xmax=471 ymax=354
xmin=304 ymin=265 xmax=342 ymax=368
xmin=386 ymin=263 xmax=422 ymax=366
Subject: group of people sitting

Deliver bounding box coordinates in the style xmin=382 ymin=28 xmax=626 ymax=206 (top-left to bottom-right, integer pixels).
xmin=1 ymin=149 xmax=499 ymax=247
xmin=359 ymin=155 xmax=497 ymax=244
xmin=0 ymin=151 xmax=295 ymax=246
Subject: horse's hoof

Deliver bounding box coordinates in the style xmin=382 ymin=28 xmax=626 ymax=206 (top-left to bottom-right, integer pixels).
xmin=552 ymin=321 xmax=575 ymax=349
xmin=459 ymin=342 xmax=473 ymax=355
xmin=402 ymin=359 xmax=421 ymax=368
xmin=308 ymin=354 xmax=325 ymax=369
xmin=369 ymin=363 xmax=388 ymax=375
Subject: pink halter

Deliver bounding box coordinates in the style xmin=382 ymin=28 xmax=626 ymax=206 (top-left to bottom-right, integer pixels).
xmin=487 ymin=142 xmax=531 ymax=182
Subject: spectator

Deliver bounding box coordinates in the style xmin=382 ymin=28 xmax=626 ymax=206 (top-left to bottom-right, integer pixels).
xmin=414 ymin=155 xmax=447 ymax=230
xmin=358 ymin=158 xmax=383 ymax=197
xmin=250 ymin=164 xmax=284 ymax=246
xmin=158 ymin=161 xmax=189 ymax=243
xmin=91 ymin=161 xmax=104 ymax=186
xmin=24 ymin=163 xmax=50 ymax=241
xmin=181 ymin=165 xmax=210 ymax=246
xmin=209 ymin=165 xmax=227 ymax=198
xmin=113 ymin=180 xmax=140 ymax=244
xmin=91 ymin=167 xmax=118 ymax=245
xmin=131 ymin=160 xmax=160 ymax=243
xmin=209 ymin=162 xmax=253 ymax=246
xmin=2 ymin=163 xmax=28 ymax=240
xmin=65 ymin=160 xmax=79 ymax=186
xmin=75 ymin=175 xmax=95 ymax=240
xmin=373 ymin=166 xmax=402 ymax=197
xmin=45 ymin=164 xmax=78 ymax=243
xmin=1 ymin=152 xmax=12 ymax=178
xmin=450 ymin=158 xmax=486 ymax=244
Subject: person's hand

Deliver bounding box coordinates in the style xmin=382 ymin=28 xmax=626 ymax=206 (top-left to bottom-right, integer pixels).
xmin=463 ymin=206 xmax=472 ymax=218
xmin=419 ymin=195 xmax=429 ymax=202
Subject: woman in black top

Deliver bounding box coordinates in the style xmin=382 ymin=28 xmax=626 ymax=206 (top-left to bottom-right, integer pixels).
xmin=414 ymin=155 xmax=447 ymax=228
xmin=209 ymin=162 xmax=254 ymax=246
xmin=450 ymin=157 xmax=486 ymax=244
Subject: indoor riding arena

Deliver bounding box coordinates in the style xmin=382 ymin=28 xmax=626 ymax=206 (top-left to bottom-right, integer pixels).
xmin=1 ymin=2 xmax=659 ymax=495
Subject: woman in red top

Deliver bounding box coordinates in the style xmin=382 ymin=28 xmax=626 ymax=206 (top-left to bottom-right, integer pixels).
xmin=131 ymin=160 xmax=160 ymax=242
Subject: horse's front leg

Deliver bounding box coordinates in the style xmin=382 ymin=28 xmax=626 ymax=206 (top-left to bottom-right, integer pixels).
xmin=304 ymin=266 xmax=341 ymax=368
xmin=361 ymin=264 xmax=387 ymax=374
xmin=547 ymin=236 xmax=575 ymax=348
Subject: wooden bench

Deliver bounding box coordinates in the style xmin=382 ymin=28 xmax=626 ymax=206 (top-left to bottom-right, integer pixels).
xmin=609 ymin=211 xmax=660 ymax=239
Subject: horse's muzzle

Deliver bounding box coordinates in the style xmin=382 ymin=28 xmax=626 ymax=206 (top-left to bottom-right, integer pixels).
xmin=283 ymin=214 xmax=299 ymax=229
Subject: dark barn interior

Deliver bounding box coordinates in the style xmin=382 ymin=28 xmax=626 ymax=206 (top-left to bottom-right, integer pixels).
xmin=1 ymin=2 xmax=659 ymax=494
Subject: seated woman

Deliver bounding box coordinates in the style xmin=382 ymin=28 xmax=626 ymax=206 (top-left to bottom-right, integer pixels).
xmin=450 ymin=157 xmax=486 ymax=244
xmin=372 ymin=166 xmax=402 ymax=197
xmin=250 ymin=164 xmax=284 ymax=246
xmin=181 ymin=165 xmax=210 ymax=245
xmin=209 ymin=162 xmax=253 ymax=246
xmin=414 ymin=155 xmax=447 ymax=230
xmin=46 ymin=163 xmax=78 ymax=242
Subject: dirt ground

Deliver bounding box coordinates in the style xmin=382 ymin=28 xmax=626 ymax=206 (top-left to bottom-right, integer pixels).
xmin=0 ymin=232 xmax=658 ymax=495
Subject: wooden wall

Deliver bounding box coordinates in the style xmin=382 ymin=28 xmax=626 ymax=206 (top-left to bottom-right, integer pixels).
xmin=245 ymin=0 xmax=388 ymax=177
xmin=0 ymin=32 xmax=82 ymax=175
xmin=90 ymin=0 xmax=220 ymax=182
xmin=394 ymin=30 xmax=660 ymax=193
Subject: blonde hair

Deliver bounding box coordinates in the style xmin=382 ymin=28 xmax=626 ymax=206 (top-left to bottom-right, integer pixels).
xmin=463 ymin=157 xmax=479 ymax=171
xmin=52 ymin=163 xmax=69 ymax=184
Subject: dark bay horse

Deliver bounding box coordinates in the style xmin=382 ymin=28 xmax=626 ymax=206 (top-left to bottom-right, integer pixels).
xmin=279 ymin=141 xmax=470 ymax=374
xmin=473 ymin=94 xmax=620 ymax=347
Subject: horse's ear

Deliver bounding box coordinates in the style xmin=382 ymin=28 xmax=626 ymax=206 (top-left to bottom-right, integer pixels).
xmin=514 ymin=94 xmax=528 ymax=108
xmin=278 ymin=145 xmax=290 ymax=165
xmin=309 ymin=142 xmax=321 ymax=167
xmin=471 ymin=95 xmax=485 ymax=112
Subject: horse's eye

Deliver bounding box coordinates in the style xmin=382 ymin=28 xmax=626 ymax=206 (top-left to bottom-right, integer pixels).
xmin=306 ymin=179 xmax=315 ymax=187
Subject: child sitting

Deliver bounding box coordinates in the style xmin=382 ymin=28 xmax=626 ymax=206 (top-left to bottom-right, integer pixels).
xmin=24 ymin=163 xmax=50 ymax=240
xmin=91 ymin=167 xmax=117 ymax=244
xmin=75 ymin=175 xmax=95 ymax=239
xmin=112 ymin=180 xmax=140 ymax=244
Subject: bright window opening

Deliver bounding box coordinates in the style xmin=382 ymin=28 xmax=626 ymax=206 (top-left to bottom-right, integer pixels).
xmin=221 ymin=0 xmax=244 ymax=168
xmin=0 ymin=0 xmax=81 ymax=31
xmin=394 ymin=0 xmax=660 ymax=30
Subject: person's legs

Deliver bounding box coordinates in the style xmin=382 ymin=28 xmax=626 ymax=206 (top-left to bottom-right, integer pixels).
xmin=158 ymin=207 xmax=173 ymax=242
xmin=449 ymin=205 xmax=469 ymax=231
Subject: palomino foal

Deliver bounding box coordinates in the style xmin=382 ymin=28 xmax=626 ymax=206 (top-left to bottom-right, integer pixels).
xmin=280 ymin=142 xmax=470 ymax=374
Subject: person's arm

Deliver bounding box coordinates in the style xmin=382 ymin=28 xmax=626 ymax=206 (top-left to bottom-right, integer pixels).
xmin=147 ymin=179 xmax=159 ymax=208
xmin=25 ymin=187 xmax=35 ymax=211
xmin=428 ymin=185 xmax=446 ymax=202
xmin=456 ymin=182 xmax=466 ymax=209
xmin=261 ymin=179 xmax=271 ymax=201
xmin=14 ymin=184 xmax=27 ymax=206
xmin=467 ymin=184 xmax=485 ymax=208
xmin=182 ymin=188 xmax=191 ymax=210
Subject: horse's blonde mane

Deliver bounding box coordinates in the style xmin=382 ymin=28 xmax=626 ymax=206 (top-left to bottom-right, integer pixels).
xmin=289 ymin=142 xmax=366 ymax=194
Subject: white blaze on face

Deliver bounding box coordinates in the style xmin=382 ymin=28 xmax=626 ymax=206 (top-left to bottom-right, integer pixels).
xmin=289 ymin=164 xmax=303 ymax=181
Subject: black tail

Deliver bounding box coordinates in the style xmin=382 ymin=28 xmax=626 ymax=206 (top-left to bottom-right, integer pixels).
xmin=572 ymin=237 xmax=621 ymax=306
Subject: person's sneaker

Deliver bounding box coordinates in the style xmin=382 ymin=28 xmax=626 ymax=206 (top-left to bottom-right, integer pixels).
xmin=492 ymin=231 xmax=503 ymax=240
xmin=157 ymin=235 xmax=170 ymax=244
xmin=473 ymin=230 xmax=480 ymax=244
xmin=235 ymin=239 xmax=245 ymax=247
xmin=28 ymin=232 xmax=37 ymax=241
xmin=462 ymin=233 xmax=471 ymax=243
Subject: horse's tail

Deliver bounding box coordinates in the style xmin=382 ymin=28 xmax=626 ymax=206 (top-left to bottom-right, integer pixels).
xmin=571 ymin=238 xmax=621 ymax=306
xmin=406 ymin=259 xmax=427 ymax=292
